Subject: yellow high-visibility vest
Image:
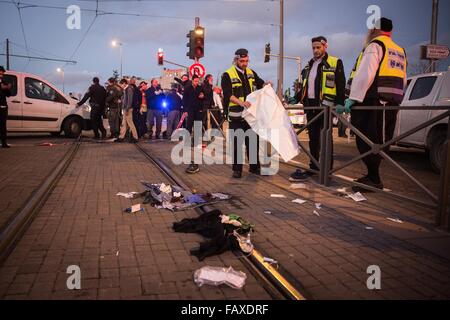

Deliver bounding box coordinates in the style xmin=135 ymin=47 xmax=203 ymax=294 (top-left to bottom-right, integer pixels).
xmin=225 ymin=66 xmax=256 ymax=121
xmin=346 ymin=35 xmax=407 ymax=104
xmin=301 ymin=55 xmax=339 ymax=107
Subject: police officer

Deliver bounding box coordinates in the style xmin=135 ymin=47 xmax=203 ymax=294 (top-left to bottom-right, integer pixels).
xmin=77 ymin=77 xmax=107 ymax=139
xmin=339 ymin=17 xmax=407 ymax=191
xmin=0 ymin=66 xmax=12 ymax=148
xmin=289 ymin=36 xmax=346 ymax=182
xmin=105 ymin=77 xmax=123 ymax=139
xmin=221 ymin=49 xmax=265 ymax=179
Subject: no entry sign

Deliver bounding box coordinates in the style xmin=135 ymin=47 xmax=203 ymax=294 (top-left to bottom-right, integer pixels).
xmin=189 ymin=63 xmax=206 ymax=78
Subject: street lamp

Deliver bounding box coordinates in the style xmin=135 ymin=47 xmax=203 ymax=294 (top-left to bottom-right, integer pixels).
xmin=57 ymin=67 xmax=65 ymax=93
xmin=111 ymin=40 xmax=123 ymax=78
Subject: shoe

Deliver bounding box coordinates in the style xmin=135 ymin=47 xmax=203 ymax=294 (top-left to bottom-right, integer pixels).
xmin=186 ymin=164 xmax=200 ymax=174
xmin=352 ymin=175 xmax=383 ymax=192
xmin=232 ymin=171 xmax=242 ymax=179
xmin=249 ymin=167 xmax=261 ymax=175
xmin=101 ymin=131 xmax=107 ymax=139
xmin=114 ymin=138 xmax=124 ymax=143
xmin=289 ymin=169 xmax=313 ymax=182
xmin=2 ymin=144 xmax=11 ymax=148
xmin=93 ymin=136 xmax=100 ymax=140
xmin=130 ymin=138 xmax=138 ymax=144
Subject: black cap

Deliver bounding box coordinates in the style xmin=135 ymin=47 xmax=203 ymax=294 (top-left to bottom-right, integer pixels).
xmin=376 ymin=17 xmax=393 ymax=32
xmin=0 ymin=66 xmax=5 ymax=72
xmin=311 ymin=36 xmax=327 ymax=44
xmin=235 ymin=48 xmax=249 ymax=57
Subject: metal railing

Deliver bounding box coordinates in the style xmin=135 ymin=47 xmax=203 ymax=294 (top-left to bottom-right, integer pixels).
xmin=285 ymin=104 xmax=450 ymax=230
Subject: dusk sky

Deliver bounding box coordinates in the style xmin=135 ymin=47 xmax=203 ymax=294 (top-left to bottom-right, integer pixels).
xmin=1 ymin=0 xmax=449 ymax=94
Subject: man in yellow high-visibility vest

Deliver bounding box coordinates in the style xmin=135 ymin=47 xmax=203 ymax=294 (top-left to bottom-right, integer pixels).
xmin=338 ymin=17 xmax=407 ymax=191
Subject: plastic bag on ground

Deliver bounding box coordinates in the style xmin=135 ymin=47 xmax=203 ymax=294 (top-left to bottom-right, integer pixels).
xmin=243 ymin=85 xmax=300 ymax=162
xmin=193 ymin=266 xmax=247 ymax=290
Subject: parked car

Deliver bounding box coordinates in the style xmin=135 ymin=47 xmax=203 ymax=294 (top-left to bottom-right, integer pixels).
xmin=287 ymin=103 xmax=306 ymax=128
xmin=395 ymin=70 xmax=450 ymax=173
xmin=4 ymin=70 xmax=105 ymax=138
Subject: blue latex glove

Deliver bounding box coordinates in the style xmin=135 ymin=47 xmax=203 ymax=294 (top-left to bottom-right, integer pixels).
xmin=336 ymin=104 xmax=345 ymax=114
xmin=344 ymin=98 xmax=356 ymax=113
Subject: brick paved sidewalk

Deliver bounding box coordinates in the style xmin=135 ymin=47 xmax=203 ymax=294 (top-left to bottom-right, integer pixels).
xmin=0 ymin=144 xmax=70 ymax=230
xmin=141 ymin=140 xmax=450 ymax=300
xmin=0 ymin=142 xmax=271 ymax=300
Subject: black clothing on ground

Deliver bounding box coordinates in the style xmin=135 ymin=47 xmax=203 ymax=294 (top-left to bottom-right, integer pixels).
xmin=172 ymin=210 xmax=241 ymax=261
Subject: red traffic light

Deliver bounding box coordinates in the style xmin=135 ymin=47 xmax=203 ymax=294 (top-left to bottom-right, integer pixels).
xmin=157 ymin=51 xmax=164 ymax=66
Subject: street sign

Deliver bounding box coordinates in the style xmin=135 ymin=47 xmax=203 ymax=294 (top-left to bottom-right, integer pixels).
xmin=421 ymin=44 xmax=450 ymax=60
xmin=189 ymin=63 xmax=206 ymax=78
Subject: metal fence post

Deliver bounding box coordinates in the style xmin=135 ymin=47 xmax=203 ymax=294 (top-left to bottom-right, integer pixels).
xmin=437 ymin=114 xmax=450 ymax=230
xmin=323 ymin=105 xmax=332 ymax=186
xmin=319 ymin=106 xmax=327 ymax=185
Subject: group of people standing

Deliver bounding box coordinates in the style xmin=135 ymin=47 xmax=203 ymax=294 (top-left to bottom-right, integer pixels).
xmin=77 ymin=73 xmax=223 ymax=144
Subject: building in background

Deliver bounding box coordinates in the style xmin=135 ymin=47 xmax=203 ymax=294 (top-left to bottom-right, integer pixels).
xmin=160 ymin=68 xmax=185 ymax=90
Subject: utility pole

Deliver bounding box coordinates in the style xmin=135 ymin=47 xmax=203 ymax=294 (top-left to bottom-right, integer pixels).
xmin=430 ymin=0 xmax=439 ymax=72
xmin=277 ymin=0 xmax=284 ymax=99
xmin=6 ymin=39 xmax=10 ymax=70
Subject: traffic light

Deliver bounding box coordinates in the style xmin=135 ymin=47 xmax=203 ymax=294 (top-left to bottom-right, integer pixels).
xmin=157 ymin=49 xmax=164 ymax=66
xmin=193 ymin=26 xmax=205 ymax=59
xmin=264 ymin=43 xmax=271 ymax=63
xmin=186 ymin=30 xmax=195 ymax=60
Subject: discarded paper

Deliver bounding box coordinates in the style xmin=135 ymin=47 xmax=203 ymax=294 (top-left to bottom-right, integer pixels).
xmin=270 ymin=194 xmax=286 ymax=198
xmin=315 ymin=203 xmax=322 ymax=210
xmin=124 ymin=204 xmax=143 ymax=213
xmin=116 ymin=192 xmax=140 ymax=199
xmin=290 ymin=183 xmax=307 ymax=190
xmin=346 ymin=192 xmax=367 ymax=202
xmin=313 ymin=210 xmax=320 ymax=217
xmin=193 ymin=266 xmax=247 ymax=290
xmin=292 ymin=199 xmax=307 ymax=205
xmin=387 ymin=218 xmax=403 ymax=224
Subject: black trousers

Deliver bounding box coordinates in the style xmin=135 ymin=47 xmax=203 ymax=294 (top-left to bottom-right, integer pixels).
xmin=0 ymin=107 xmax=7 ymax=146
xmin=305 ymin=99 xmax=333 ymax=171
xmin=90 ymin=107 xmax=106 ymax=138
xmin=229 ymin=120 xmax=260 ymax=173
xmin=351 ymin=99 xmax=383 ymax=182
xmin=186 ymin=108 xmax=204 ymax=150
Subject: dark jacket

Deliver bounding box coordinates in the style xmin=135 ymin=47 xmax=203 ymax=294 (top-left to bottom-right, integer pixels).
xmin=0 ymin=77 xmax=12 ymax=107
xmin=131 ymin=84 xmax=141 ymax=111
xmin=78 ymin=83 xmax=107 ymax=108
xmin=174 ymin=78 xmax=192 ymax=95
xmin=298 ymin=53 xmax=346 ymax=106
xmin=182 ymin=84 xmax=203 ymax=112
xmin=146 ymin=86 xmax=165 ymax=110
xmin=201 ymin=82 xmax=214 ymax=110
xmin=166 ymin=91 xmax=182 ymax=112
xmin=105 ymin=84 xmax=123 ymax=109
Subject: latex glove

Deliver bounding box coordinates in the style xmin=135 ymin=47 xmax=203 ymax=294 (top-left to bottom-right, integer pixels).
xmin=344 ymin=98 xmax=356 ymax=113
xmin=336 ymin=105 xmax=345 ymax=114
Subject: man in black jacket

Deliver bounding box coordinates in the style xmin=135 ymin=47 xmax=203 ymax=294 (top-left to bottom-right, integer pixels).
xmin=289 ymin=36 xmax=346 ymax=182
xmin=165 ymin=86 xmax=182 ymax=139
xmin=0 ymin=66 xmax=12 ymax=148
xmin=77 ymin=77 xmax=107 ymax=139
xmin=146 ymin=79 xmax=165 ymax=139
xmin=221 ymin=48 xmax=265 ymax=179
xmin=183 ymin=75 xmax=204 ymax=174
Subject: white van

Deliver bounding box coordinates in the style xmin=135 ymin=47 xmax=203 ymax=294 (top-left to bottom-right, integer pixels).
xmin=4 ymin=71 xmax=98 ymax=138
xmin=395 ymin=70 xmax=450 ymax=173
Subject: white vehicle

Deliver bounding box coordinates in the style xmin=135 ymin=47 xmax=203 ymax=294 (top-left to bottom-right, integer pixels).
xmin=395 ymin=70 xmax=450 ymax=173
xmin=287 ymin=103 xmax=306 ymax=128
xmin=4 ymin=71 xmax=98 ymax=138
